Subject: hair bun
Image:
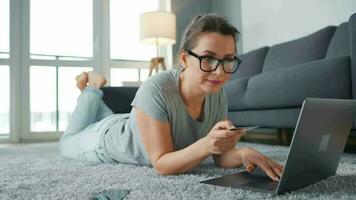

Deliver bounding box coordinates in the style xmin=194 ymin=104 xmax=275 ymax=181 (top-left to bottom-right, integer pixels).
xmin=193 ymin=15 xmax=202 ymax=21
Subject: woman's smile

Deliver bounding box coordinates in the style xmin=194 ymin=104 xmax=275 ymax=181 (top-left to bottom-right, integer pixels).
xmin=207 ymin=79 xmax=224 ymax=85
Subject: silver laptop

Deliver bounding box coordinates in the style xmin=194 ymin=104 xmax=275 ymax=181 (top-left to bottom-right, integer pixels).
xmin=201 ymin=98 xmax=356 ymax=195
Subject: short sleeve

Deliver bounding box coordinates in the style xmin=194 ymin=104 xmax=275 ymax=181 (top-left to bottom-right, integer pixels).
xmin=131 ymin=79 xmax=169 ymax=122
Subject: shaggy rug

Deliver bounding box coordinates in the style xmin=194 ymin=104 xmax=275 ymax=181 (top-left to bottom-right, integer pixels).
xmin=0 ymin=142 xmax=356 ymax=199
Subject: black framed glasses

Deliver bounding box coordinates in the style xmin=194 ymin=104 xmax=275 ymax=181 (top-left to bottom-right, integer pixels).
xmin=186 ymin=50 xmax=242 ymax=74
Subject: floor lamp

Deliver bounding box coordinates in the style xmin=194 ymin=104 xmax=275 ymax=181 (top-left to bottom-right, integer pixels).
xmin=140 ymin=11 xmax=176 ymax=76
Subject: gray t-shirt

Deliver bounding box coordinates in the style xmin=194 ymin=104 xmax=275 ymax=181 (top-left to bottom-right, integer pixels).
xmin=101 ymin=68 xmax=228 ymax=165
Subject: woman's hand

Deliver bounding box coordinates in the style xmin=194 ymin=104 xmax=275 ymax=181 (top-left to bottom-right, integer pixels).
xmin=237 ymin=147 xmax=284 ymax=181
xmin=203 ymin=121 xmax=246 ymax=155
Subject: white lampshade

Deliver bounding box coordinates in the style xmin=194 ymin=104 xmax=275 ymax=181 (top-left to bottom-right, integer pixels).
xmin=140 ymin=11 xmax=176 ymax=45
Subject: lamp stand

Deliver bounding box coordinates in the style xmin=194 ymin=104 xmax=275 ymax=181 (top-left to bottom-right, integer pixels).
xmin=148 ymin=57 xmax=166 ymax=76
xmin=148 ymin=40 xmax=166 ymax=76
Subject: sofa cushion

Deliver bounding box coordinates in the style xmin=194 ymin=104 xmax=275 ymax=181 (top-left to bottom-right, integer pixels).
xmin=244 ymin=56 xmax=351 ymax=109
xmin=263 ymin=26 xmax=336 ymax=72
xmin=326 ymin=22 xmax=350 ymax=58
xmin=348 ymin=13 xmax=356 ymax=99
xmin=224 ymin=77 xmax=249 ymax=110
xmin=231 ymin=47 xmax=269 ymax=79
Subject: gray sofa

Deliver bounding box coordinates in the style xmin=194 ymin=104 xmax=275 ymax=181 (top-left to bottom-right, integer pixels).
xmin=102 ymin=13 xmax=356 ymax=134
xmin=224 ymin=13 xmax=356 ymax=130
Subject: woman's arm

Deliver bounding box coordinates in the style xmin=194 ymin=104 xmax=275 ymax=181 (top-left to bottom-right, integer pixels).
xmin=135 ymin=107 xmax=209 ymax=175
xmin=213 ymin=147 xmax=284 ymax=181
xmin=135 ymin=107 xmax=238 ymax=175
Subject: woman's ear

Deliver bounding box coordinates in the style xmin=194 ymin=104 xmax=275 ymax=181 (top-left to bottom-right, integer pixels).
xmin=179 ymin=51 xmax=188 ymax=69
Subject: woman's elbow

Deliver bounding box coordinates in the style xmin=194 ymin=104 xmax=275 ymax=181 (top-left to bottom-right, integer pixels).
xmin=214 ymin=160 xmax=235 ymax=168
xmin=154 ymin=168 xmax=170 ymax=176
xmin=153 ymin=163 xmax=175 ymax=175
xmin=152 ymin=162 xmax=179 ymax=176
xmin=214 ymin=160 xmax=229 ymax=168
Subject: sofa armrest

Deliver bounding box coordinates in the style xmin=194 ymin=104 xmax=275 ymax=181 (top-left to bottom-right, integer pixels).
xmin=101 ymin=86 xmax=139 ymax=114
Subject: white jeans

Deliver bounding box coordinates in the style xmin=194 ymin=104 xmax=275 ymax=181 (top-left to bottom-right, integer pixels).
xmin=59 ymin=87 xmax=114 ymax=162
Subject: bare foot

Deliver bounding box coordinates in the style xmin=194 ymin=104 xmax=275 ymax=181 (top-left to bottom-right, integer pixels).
xmin=75 ymin=72 xmax=88 ymax=92
xmin=88 ymin=71 xmax=107 ymax=89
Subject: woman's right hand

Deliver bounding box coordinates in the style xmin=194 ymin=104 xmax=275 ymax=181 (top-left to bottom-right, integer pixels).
xmin=202 ymin=120 xmax=246 ymax=155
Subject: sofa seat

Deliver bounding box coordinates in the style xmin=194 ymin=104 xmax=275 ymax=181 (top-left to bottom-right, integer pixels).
xmin=228 ymin=108 xmax=301 ymax=128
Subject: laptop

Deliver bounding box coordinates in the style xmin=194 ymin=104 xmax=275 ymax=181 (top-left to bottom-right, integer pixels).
xmin=201 ymin=98 xmax=356 ymax=195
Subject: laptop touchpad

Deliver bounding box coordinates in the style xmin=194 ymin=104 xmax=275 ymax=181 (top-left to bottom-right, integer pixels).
xmin=201 ymin=168 xmax=271 ymax=188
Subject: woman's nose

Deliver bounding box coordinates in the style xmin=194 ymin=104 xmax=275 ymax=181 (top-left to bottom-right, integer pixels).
xmin=212 ymin=63 xmax=225 ymax=76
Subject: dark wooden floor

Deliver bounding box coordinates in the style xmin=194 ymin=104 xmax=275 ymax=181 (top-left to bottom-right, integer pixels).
xmin=241 ymin=128 xmax=356 ymax=154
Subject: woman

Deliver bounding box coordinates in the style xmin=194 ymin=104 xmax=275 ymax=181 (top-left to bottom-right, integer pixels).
xmin=59 ymin=14 xmax=283 ymax=181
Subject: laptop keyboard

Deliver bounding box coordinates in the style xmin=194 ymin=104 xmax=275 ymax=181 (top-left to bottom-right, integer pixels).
xmin=242 ymin=179 xmax=279 ymax=191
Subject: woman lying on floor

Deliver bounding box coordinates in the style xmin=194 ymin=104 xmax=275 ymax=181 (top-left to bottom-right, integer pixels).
xmin=59 ymin=14 xmax=283 ymax=181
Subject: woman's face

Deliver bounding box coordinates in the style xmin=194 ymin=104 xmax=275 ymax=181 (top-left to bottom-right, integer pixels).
xmin=180 ymin=32 xmax=236 ymax=94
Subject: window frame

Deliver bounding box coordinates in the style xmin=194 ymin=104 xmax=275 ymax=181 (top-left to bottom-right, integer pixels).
xmin=0 ymin=0 xmax=11 ymax=138
xmin=0 ymin=64 xmax=10 ymax=140
xmin=0 ymin=0 xmax=10 ymax=141
xmin=0 ymin=0 xmax=172 ymax=143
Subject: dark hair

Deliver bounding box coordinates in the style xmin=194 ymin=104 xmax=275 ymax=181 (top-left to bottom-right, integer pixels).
xmin=178 ymin=14 xmax=240 ymax=56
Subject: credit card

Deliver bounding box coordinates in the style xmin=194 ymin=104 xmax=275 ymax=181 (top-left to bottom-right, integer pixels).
xmin=229 ymin=125 xmax=260 ymax=131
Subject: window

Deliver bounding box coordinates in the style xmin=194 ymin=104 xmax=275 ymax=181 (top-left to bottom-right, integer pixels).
xmin=110 ymin=0 xmax=159 ymax=61
xmin=0 ymin=0 xmax=9 ymax=135
xmin=30 ymin=66 xmax=57 ymax=131
xmin=0 ymin=0 xmax=9 ymax=56
xmin=30 ymin=66 xmax=92 ymax=132
xmin=30 ymin=0 xmax=93 ymax=132
xmin=30 ymin=0 xmax=92 ymax=58
xmin=110 ymin=68 xmax=149 ymax=86
xmin=2 ymin=0 xmax=171 ymax=141
xmin=110 ymin=0 xmax=162 ymax=87
xmin=0 ymin=66 xmax=9 ymax=134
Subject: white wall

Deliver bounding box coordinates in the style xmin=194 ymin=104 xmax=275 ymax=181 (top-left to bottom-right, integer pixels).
xmin=241 ymin=0 xmax=356 ymax=53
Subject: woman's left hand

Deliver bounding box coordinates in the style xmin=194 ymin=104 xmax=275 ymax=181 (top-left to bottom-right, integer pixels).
xmin=237 ymin=147 xmax=284 ymax=181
